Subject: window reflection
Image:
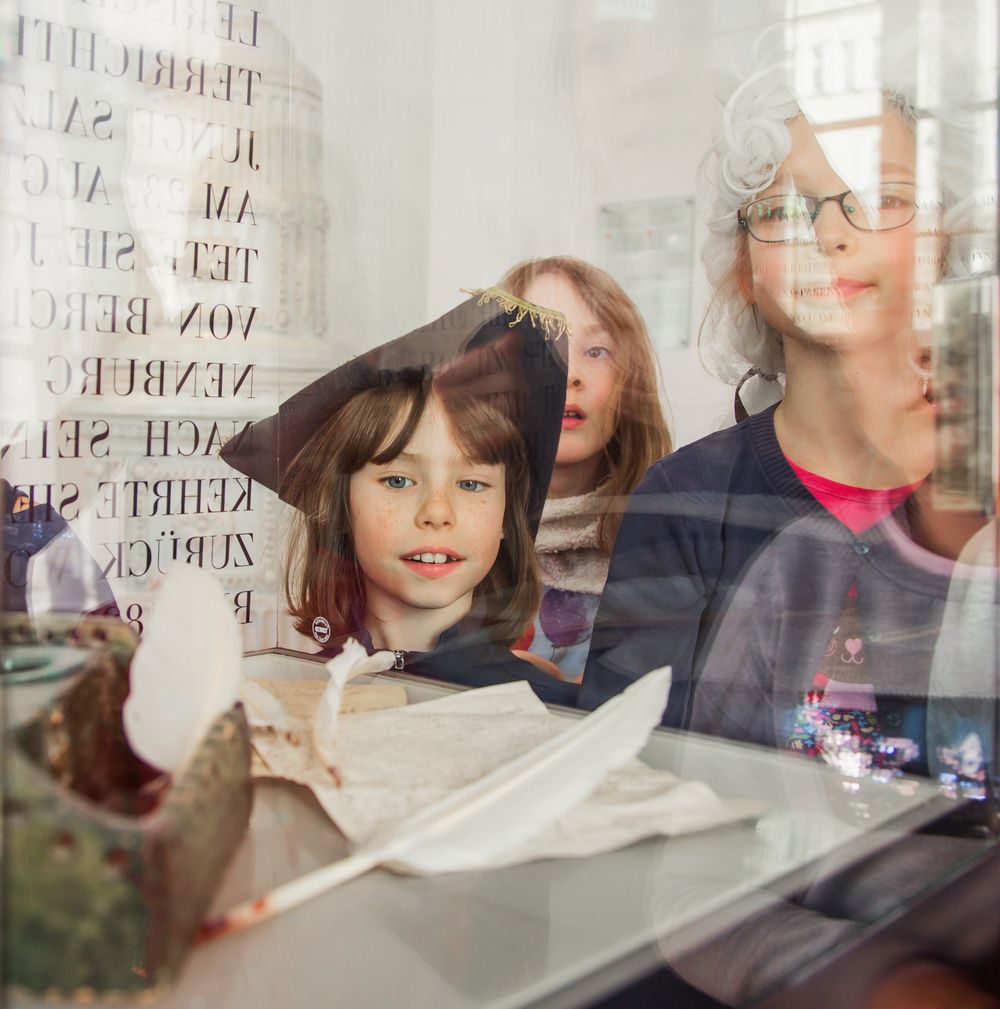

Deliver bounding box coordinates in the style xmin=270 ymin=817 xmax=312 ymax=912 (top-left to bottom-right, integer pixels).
xmin=2 ymin=2 xmax=998 ymax=1007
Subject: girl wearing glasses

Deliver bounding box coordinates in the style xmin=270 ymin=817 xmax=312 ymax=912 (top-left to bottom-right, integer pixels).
xmin=581 ymin=65 xmax=943 ymax=737
xmin=582 ymin=38 xmax=998 ymax=1009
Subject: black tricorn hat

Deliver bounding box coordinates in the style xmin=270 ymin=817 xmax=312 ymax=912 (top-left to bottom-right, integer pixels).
xmin=221 ymin=288 xmax=569 ymax=536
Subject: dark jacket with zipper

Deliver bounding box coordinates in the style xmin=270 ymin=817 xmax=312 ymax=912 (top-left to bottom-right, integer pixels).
xmin=319 ymin=615 xmax=580 ymax=709
xmin=580 ymin=404 xmax=987 ymax=767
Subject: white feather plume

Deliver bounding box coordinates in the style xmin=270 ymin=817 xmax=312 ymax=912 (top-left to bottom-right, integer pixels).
xmin=205 ymin=665 xmax=672 ymax=939
xmin=123 ymin=566 xmax=242 ymax=774
xmin=374 ymin=664 xmax=672 ymax=874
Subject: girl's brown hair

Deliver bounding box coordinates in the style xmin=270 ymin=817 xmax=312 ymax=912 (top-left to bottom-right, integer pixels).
xmin=281 ymin=379 xmax=541 ymax=646
xmin=501 ymin=256 xmax=673 ymax=551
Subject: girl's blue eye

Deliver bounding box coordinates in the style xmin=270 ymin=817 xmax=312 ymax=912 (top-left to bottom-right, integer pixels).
xmin=382 ymin=475 xmax=414 ymax=489
xmin=457 ymin=479 xmax=488 ymax=492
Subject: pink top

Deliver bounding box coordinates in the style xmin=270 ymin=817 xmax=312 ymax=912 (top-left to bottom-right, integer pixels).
xmin=787 ymin=459 xmax=922 ymax=535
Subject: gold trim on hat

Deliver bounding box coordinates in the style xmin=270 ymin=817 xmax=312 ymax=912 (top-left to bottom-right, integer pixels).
xmin=461 ymin=287 xmax=570 ymax=340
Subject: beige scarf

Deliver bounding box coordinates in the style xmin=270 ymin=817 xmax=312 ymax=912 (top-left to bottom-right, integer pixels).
xmin=535 ymin=491 xmax=610 ymax=596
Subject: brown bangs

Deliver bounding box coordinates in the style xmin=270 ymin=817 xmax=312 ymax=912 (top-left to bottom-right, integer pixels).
xmin=340 ymin=383 xmax=430 ymax=470
xmin=436 ymin=392 xmax=527 ymax=475
xmin=335 ymin=383 xmax=526 ymax=475
xmin=282 ymin=377 xmax=540 ymax=647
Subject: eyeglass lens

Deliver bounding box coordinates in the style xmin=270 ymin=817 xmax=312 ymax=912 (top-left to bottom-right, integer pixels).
xmin=744 ymin=183 xmax=916 ymax=241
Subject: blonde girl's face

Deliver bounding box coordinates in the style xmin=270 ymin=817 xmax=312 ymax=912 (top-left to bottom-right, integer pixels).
xmin=745 ymin=108 xmax=925 ymax=353
xmin=523 ymin=272 xmax=618 ymax=472
xmin=348 ymin=395 xmax=506 ymax=630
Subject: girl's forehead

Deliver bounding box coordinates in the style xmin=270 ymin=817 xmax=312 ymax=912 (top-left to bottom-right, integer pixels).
xmin=375 ymin=395 xmax=500 ymax=467
xmin=572 ymin=321 xmax=616 ymax=345
xmin=776 ymin=110 xmax=916 ymax=193
xmin=526 ymin=271 xmax=594 ymax=320
xmin=374 ymin=394 xmax=446 ymax=454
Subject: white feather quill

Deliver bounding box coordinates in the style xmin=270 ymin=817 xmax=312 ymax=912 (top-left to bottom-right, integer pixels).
xmin=123 ymin=566 xmax=242 ymax=775
xmin=200 ymin=664 xmax=671 ymax=943
xmin=312 ymin=639 xmax=396 ymax=770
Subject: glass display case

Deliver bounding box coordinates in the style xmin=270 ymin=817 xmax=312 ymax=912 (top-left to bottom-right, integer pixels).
xmin=3 ymin=1 xmax=998 ymax=1006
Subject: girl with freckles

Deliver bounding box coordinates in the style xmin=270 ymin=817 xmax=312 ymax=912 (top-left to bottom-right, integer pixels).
xmin=589 ymin=34 xmax=997 ymax=1009
xmin=582 ymin=67 xmax=947 ymax=740
xmin=222 ymin=290 xmax=577 ymax=706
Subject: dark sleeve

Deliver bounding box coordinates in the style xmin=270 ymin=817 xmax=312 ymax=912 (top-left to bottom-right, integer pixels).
xmin=579 ymin=461 xmax=715 ymax=728
xmin=667 ymin=834 xmax=987 ymax=1007
xmin=688 ymin=561 xmax=781 ymax=749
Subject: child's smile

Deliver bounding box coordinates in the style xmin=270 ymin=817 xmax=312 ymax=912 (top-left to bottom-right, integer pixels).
xmin=400 ymin=549 xmax=465 ymax=578
xmin=349 ymin=395 xmax=506 ymax=648
xmin=745 ymin=107 xmax=922 ymax=352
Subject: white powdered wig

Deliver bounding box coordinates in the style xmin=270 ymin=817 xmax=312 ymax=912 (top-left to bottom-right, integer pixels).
xmin=698 ymin=60 xmax=798 ymax=384
xmin=697 ymin=8 xmax=989 ymax=386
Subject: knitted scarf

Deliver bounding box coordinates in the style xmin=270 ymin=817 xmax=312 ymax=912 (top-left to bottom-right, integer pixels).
xmin=535 ymin=491 xmax=610 ymax=596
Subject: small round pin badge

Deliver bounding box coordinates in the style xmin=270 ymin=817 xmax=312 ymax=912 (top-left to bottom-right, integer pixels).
xmin=312 ymin=616 xmax=331 ymax=644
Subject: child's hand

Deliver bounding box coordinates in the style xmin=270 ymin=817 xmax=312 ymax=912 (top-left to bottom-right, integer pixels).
xmin=864 ymin=962 xmax=998 ymax=1009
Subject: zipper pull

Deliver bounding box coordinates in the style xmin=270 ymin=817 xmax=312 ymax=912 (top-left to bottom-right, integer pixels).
xmin=392 ymin=650 xmax=405 ymax=671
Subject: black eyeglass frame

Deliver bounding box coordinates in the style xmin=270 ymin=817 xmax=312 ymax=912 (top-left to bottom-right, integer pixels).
xmin=736 ymin=183 xmax=918 ymax=243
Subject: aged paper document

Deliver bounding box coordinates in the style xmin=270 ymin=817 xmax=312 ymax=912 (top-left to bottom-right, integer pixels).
xmin=250 ymin=680 xmax=759 ymax=867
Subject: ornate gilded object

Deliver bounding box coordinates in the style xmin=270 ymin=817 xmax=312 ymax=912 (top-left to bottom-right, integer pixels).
xmin=2 ymin=615 xmax=253 ymax=999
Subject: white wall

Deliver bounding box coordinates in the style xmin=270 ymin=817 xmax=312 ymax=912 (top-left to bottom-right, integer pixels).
xmin=277 ymin=0 xmax=799 ymax=448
